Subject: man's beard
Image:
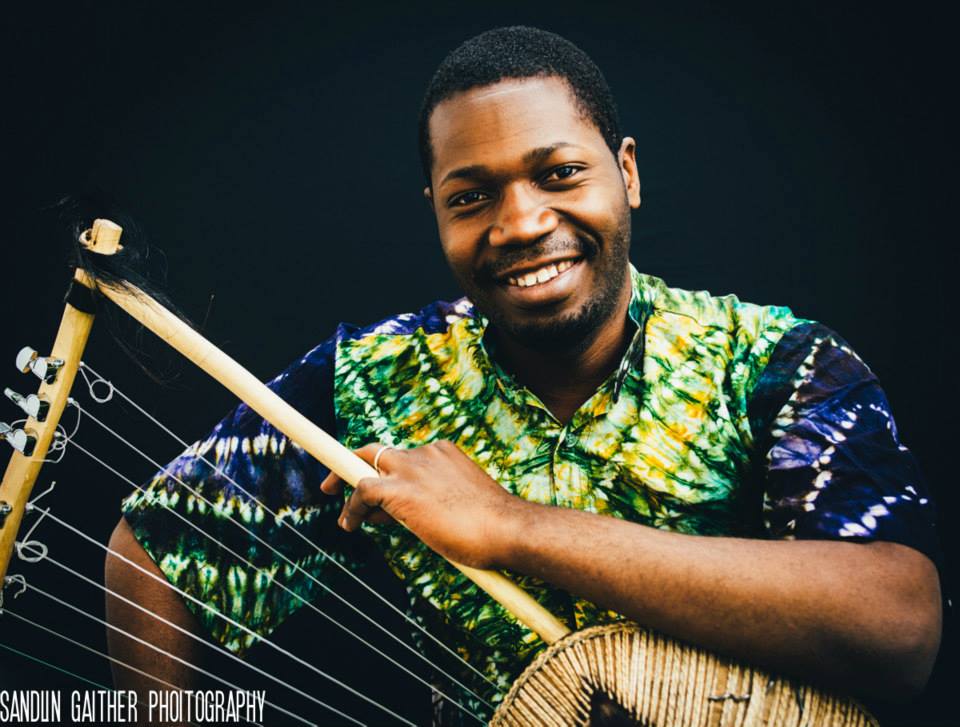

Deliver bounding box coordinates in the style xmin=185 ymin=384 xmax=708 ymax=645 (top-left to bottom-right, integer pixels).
xmin=459 ymin=215 xmax=632 ymax=355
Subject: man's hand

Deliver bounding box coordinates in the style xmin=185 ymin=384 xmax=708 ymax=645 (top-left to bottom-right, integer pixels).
xmin=320 ymin=440 xmax=526 ymax=569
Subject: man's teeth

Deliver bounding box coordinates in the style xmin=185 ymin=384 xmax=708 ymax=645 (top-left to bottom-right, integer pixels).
xmin=508 ymin=259 xmax=576 ymax=288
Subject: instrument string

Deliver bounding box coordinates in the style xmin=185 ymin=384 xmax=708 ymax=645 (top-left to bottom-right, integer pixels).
xmin=78 ymin=361 xmax=496 ymax=690
xmin=10 ymin=544 xmax=361 ymax=727
xmin=1 ymin=609 xmax=214 ymax=727
xmin=62 ymin=410 xmax=491 ymax=723
xmin=30 ymin=505 xmax=485 ymax=725
xmin=10 ymin=575 xmax=356 ymax=727
xmin=43 ymin=401 xmax=81 ymax=464
xmin=15 ymin=477 xmax=411 ymax=727
xmin=0 ymin=635 xmax=110 ymax=692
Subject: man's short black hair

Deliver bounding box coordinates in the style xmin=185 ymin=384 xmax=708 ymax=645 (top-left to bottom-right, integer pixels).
xmin=418 ymin=26 xmax=622 ymax=184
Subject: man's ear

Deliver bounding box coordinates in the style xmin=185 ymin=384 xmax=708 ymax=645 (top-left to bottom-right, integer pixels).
xmin=423 ymin=186 xmax=434 ymax=211
xmin=618 ymin=137 xmax=641 ymax=209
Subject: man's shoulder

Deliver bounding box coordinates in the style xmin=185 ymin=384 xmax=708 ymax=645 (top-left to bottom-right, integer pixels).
xmin=635 ymin=272 xmax=814 ymax=401
xmin=637 ymin=271 xmax=805 ymax=339
xmin=267 ymin=297 xmax=479 ymax=389
xmin=332 ymin=296 xmax=479 ymax=348
xmin=325 ymin=296 xmax=484 ymax=383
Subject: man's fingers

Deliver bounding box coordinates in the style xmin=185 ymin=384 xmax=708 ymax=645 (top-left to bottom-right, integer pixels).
xmin=320 ymin=470 xmax=344 ymax=495
xmin=340 ymin=476 xmax=390 ymax=531
xmin=322 ymin=442 xmax=400 ymax=496
xmin=352 ymin=442 xmax=389 ymax=466
xmin=367 ymin=510 xmax=397 ymax=526
xmin=353 ymin=442 xmax=404 ymax=475
xmin=333 ymin=443 xmax=407 ymax=529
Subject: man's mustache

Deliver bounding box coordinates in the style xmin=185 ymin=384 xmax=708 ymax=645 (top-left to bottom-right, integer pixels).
xmin=480 ymin=235 xmax=598 ymax=281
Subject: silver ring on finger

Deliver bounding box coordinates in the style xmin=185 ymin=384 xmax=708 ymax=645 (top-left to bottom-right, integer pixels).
xmin=373 ymin=445 xmax=395 ymax=475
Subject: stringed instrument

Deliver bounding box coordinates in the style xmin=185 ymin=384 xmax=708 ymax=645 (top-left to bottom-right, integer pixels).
xmin=0 ymin=219 xmax=877 ymax=726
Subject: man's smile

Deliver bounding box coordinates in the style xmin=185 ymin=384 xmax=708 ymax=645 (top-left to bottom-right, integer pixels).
xmin=494 ymin=255 xmax=588 ymax=308
xmin=501 ymin=256 xmax=581 ymax=287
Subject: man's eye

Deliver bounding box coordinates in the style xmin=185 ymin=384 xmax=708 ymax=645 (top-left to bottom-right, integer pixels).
xmin=545 ymin=165 xmax=581 ymax=182
xmin=450 ymin=191 xmax=488 ymax=207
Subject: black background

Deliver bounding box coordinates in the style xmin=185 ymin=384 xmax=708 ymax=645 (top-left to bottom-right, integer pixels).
xmin=1 ymin=2 xmax=955 ymax=725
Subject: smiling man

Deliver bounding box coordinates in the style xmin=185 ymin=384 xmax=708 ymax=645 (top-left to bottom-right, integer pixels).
xmin=106 ymin=26 xmax=942 ymax=725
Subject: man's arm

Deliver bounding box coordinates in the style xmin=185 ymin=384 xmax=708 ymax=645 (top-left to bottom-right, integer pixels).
xmin=324 ymin=440 xmax=942 ymax=702
xmin=104 ymin=518 xmax=204 ymax=699
xmin=496 ymin=496 xmax=941 ymax=701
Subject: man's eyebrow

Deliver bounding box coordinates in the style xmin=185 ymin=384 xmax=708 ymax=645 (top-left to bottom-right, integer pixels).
xmin=439 ymin=164 xmax=490 ymax=188
xmin=522 ymin=142 xmax=580 ymax=167
xmin=438 ymin=142 xmax=583 ymax=188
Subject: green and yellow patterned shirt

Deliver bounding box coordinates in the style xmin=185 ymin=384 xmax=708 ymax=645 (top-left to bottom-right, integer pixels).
xmin=123 ymin=266 xmax=937 ymax=723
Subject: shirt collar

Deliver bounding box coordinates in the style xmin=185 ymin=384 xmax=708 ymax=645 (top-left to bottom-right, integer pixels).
xmin=614 ymin=265 xmax=653 ymax=402
xmin=468 ymin=264 xmax=653 ymax=416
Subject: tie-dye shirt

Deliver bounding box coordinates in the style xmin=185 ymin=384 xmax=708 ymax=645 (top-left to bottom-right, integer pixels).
xmin=123 ymin=267 xmax=938 ymax=721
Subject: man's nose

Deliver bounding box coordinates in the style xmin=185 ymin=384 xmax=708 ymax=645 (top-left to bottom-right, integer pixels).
xmin=488 ymin=183 xmax=559 ymax=247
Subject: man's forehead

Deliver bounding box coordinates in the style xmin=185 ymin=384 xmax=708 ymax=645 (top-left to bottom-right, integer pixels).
xmin=428 ymin=76 xmax=606 ymax=181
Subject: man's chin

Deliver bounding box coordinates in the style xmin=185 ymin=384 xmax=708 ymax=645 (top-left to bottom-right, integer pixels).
xmin=486 ymin=304 xmax=610 ymax=354
xmin=463 ymin=251 xmax=630 ymax=354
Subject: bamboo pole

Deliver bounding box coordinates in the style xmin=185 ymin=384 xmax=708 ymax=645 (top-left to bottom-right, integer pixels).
xmin=73 ymin=228 xmax=571 ymax=645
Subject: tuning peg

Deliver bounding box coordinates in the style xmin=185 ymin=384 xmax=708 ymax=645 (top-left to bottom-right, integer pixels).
xmin=0 ymin=422 xmax=37 ymax=457
xmin=15 ymin=347 xmax=63 ymax=385
xmin=4 ymin=389 xmax=49 ymax=422
xmin=15 ymin=347 xmax=36 ymax=373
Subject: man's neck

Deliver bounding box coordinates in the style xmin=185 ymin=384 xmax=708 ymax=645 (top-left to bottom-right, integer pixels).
xmin=490 ymin=292 xmax=635 ymax=425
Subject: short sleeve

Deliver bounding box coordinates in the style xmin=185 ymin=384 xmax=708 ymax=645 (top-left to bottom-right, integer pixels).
xmin=746 ymin=322 xmax=940 ymax=564
xmin=122 ymin=327 xmax=369 ymax=654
